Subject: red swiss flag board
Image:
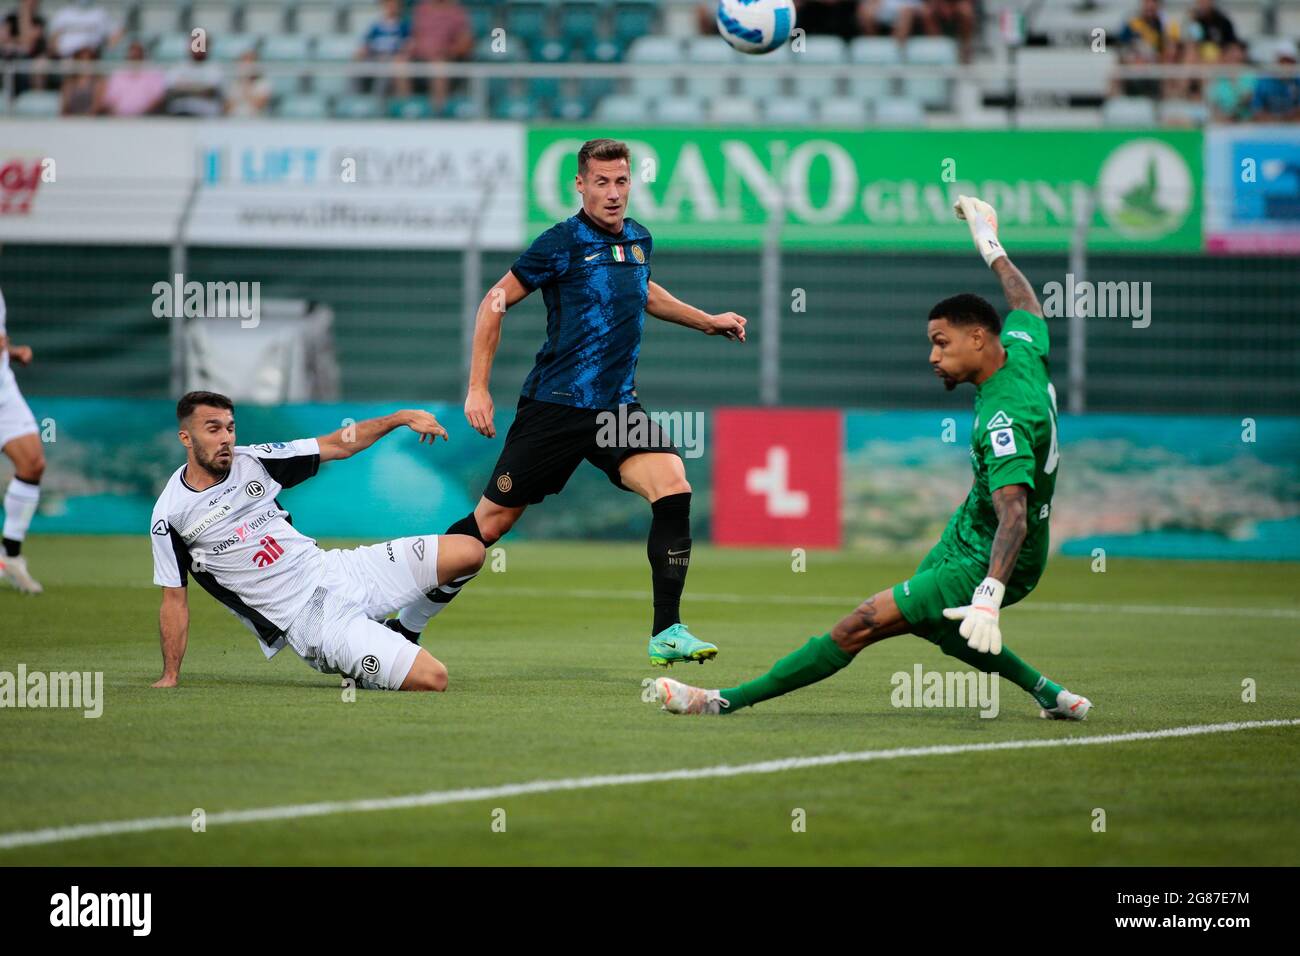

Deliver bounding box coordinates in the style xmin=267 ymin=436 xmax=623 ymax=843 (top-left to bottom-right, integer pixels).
xmin=711 ymin=408 xmax=842 ymax=548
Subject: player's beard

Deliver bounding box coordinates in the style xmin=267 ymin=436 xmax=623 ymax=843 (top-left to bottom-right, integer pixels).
xmin=194 ymin=444 xmax=233 ymax=480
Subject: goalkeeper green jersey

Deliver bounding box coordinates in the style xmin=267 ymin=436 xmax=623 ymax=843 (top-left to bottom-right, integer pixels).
xmin=938 ymin=309 xmax=1059 ymax=583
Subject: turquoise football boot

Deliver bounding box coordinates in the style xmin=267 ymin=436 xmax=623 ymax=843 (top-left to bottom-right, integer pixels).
xmin=648 ymin=623 xmax=718 ymax=667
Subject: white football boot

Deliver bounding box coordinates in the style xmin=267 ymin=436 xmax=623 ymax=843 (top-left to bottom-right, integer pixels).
xmin=655 ymin=677 xmax=729 ymax=716
xmin=0 ymin=554 xmax=43 ymax=594
xmin=1040 ymin=688 xmax=1092 ymax=721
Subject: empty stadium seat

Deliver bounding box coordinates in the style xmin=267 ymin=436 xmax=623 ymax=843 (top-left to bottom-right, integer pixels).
xmin=764 ymin=96 xmax=816 ymax=125
xmin=1015 ymin=48 xmax=1110 ymax=102
xmin=613 ymin=1 xmax=657 ymax=45
xmin=505 ymin=2 xmax=551 ymax=46
xmin=819 ymin=98 xmax=870 ymax=125
xmin=626 ymin=39 xmax=681 ymax=101
xmin=903 ymin=36 xmax=957 ymax=109
xmin=684 ymin=36 xmax=739 ymax=98
xmin=657 ymin=95 xmax=706 ymax=124
xmin=295 ymin=3 xmax=341 ymax=38
xmin=343 ymin=3 xmax=380 ymax=37
xmin=559 ymin=2 xmax=601 ymax=47
xmin=594 ymin=93 xmax=648 ymax=122
xmin=736 ymin=41 xmax=789 ymax=99
xmin=211 ymin=33 xmax=259 ymax=61
xmin=189 ymin=2 xmax=237 ymax=35
xmin=276 ymin=93 xmax=330 ymax=118
xmin=1102 ymin=96 xmax=1158 ymax=126
xmin=13 ymin=90 xmax=60 ymax=117
xmin=389 ymin=95 xmax=436 ymax=119
xmin=152 ymin=32 xmax=194 ymax=63
xmin=873 ymin=97 xmax=925 ymax=126
xmin=848 ymin=36 xmax=899 ymax=101
xmin=710 ymin=95 xmax=759 ymax=125
xmin=138 ymin=2 xmax=181 ymax=37
xmin=243 ymin=3 xmax=288 ymax=36
xmin=792 ymin=35 xmax=845 ymax=100
xmin=332 ymin=94 xmax=383 ymax=118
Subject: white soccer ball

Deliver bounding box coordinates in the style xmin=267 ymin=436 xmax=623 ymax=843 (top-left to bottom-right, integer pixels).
xmin=716 ymin=0 xmax=797 ymax=55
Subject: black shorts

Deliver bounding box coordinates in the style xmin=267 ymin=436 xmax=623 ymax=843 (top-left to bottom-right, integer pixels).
xmin=483 ymin=397 xmax=681 ymax=507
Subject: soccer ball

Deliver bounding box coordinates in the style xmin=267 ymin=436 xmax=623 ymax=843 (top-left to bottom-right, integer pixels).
xmin=716 ymin=0 xmax=797 ymax=55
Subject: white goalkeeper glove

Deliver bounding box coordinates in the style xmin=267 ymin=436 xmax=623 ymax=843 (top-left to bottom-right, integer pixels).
xmin=954 ymin=195 xmax=1007 ymax=268
xmin=942 ymin=576 xmax=1005 ymax=655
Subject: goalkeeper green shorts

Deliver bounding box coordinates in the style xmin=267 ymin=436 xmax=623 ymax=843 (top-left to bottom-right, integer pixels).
xmin=892 ymin=543 xmax=1039 ymax=647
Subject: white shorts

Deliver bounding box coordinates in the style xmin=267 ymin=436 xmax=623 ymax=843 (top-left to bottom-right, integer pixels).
xmin=285 ymin=534 xmax=441 ymax=690
xmin=0 ymin=382 xmax=38 ymax=449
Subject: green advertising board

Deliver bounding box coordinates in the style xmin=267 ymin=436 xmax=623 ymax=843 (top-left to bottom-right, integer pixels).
xmin=527 ymin=128 xmax=1202 ymax=252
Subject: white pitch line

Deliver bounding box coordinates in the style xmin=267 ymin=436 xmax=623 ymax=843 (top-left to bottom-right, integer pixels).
xmin=491 ymin=586 xmax=1300 ymax=620
xmin=2 ymin=718 xmax=1297 ymax=852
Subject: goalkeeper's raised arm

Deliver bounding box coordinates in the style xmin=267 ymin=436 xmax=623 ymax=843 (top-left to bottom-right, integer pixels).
xmin=954 ymin=195 xmax=1042 ymax=317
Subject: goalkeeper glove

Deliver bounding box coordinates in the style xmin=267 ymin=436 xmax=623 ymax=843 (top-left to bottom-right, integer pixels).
xmin=942 ymin=576 xmax=1005 ymax=655
xmin=954 ymin=195 xmax=1007 ymax=268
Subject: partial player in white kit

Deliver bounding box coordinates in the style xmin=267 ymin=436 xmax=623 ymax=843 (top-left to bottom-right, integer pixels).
xmin=150 ymin=391 xmax=486 ymax=692
xmin=0 ymin=284 xmax=46 ymax=594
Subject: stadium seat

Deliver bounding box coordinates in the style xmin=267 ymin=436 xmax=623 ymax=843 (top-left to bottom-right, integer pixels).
xmin=262 ymin=36 xmax=312 ymax=98
xmin=684 ymin=36 xmax=740 ymax=98
xmin=314 ymin=34 xmax=358 ymax=61
xmin=333 ymin=94 xmax=384 ymax=118
xmin=211 ymin=33 xmax=260 ymax=61
xmin=594 ymin=93 xmax=648 ymax=122
xmin=627 ymin=35 xmax=685 ymax=99
xmin=903 ymin=36 xmax=957 ymax=109
xmin=559 ymin=2 xmax=601 ymax=47
xmin=612 ymin=1 xmax=658 ymax=45
xmin=494 ymin=95 xmax=537 ymax=120
xmin=505 ymin=2 xmax=551 ymax=47
xmin=13 ymin=90 xmax=60 ymax=117
xmin=343 ymin=3 xmax=380 ymax=37
xmin=151 ymin=32 xmax=194 ymax=63
xmin=295 ymin=3 xmax=341 ymax=37
xmin=709 ymin=95 xmax=759 ymax=125
xmin=792 ymin=35 xmax=845 ymax=100
xmin=873 ymin=97 xmax=925 ymax=126
xmin=275 ymin=93 xmax=330 ymax=118
xmin=1015 ymin=48 xmax=1110 ymax=102
xmin=1102 ymin=96 xmax=1157 ymax=126
xmin=1158 ymin=99 xmax=1208 ymax=127
xmin=389 ymin=95 xmax=436 ymax=119
xmin=736 ymin=41 xmax=789 ymax=99
xmin=819 ymin=98 xmax=870 ymax=126
xmin=532 ymin=37 xmax=572 ymax=63
xmin=848 ymin=36 xmax=899 ymax=101
xmin=189 ymin=3 xmax=237 ymax=35
xmin=529 ymin=76 xmax=562 ymax=105
xmin=657 ymin=95 xmax=706 ymax=124
xmin=444 ymin=97 xmax=484 ymax=120
xmin=243 ymin=3 xmax=288 ymax=36
xmin=764 ymin=95 xmax=816 ymax=125
xmin=582 ymin=35 xmax=622 ymax=64
xmin=467 ymin=4 xmax=496 ymax=38
xmin=553 ymin=95 xmax=590 ymax=120
xmin=137 ymin=2 xmax=181 ymax=37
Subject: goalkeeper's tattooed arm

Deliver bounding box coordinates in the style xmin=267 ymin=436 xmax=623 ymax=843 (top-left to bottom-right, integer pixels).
xmin=988 ymin=484 xmax=1030 ymax=584
xmin=991 ymin=257 xmax=1043 ymax=317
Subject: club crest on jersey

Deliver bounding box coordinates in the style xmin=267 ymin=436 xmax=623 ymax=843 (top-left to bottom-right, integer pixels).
xmin=152 ymin=520 xmax=168 ymax=536
xmin=630 ymin=243 xmax=645 ymax=263
xmin=252 ymin=535 xmax=284 ymax=568
xmin=245 ymin=480 xmax=266 ymax=499
xmin=496 ymin=473 xmax=512 ymax=494
xmin=361 ymin=655 xmax=381 ymax=676
xmin=986 ymin=410 xmax=1014 ymax=430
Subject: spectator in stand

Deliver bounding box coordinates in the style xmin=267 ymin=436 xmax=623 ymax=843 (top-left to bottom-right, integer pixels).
xmin=58 ymin=42 xmax=97 ymax=113
xmin=165 ymin=41 xmax=224 ymax=116
xmin=99 ymin=37 xmax=166 ymax=114
xmin=47 ymin=0 xmax=119 ymax=58
xmin=921 ymin=0 xmax=976 ymax=64
xmin=1186 ymin=0 xmax=1237 ymax=55
xmin=1206 ymin=40 xmax=1255 ymax=122
xmin=797 ymin=0 xmax=861 ymax=42
xmin=1250 ymin=40 xmax=1300 ymax=122
xmin=357 ymin=0 xmax=411 ymax=95
xmin=1 ymin=0 xmax=50 ymax=92
xmin=226 ymin=48 xmax=271 ymax=116
xmin=859 ymin=0 xmax=926 ymax=48
xmin=407 ymin=0 xmax=472 ymax=112
xmin=1115 ymin=0 xmax=1181 ymax=99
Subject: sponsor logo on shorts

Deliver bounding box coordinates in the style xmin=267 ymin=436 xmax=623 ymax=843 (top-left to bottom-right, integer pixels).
xmin=412 ymin=538 xmax=426 ymax=561
xmin=361 ymin=655 xmax=381 ymax=677
xmin=244 ymin=480 xmax=265 ymax=499
xmin=496 ymin=473 xmax=513 ymax=494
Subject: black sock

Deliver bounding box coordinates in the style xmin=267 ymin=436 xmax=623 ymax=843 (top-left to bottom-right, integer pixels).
xmin=2 ymin=538 xmax=19 ymax=558
xmin=648 ymin=492 xmax=691 ymax=636
xmin=445 ymin=512 xmax=486 ymax=544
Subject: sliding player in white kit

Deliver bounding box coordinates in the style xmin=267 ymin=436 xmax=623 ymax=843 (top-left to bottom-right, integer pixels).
xmin=150 ymin=391 xmax=486 ymax=692
xmin=0 ymin=284 xmax=45 ymax=594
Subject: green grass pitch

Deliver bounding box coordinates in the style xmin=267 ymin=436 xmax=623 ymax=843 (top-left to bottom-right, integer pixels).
xmin=1 ymin=536 xmax=1298 ymax=865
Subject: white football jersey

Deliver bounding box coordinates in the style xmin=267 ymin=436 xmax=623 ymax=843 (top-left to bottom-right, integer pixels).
xmin=0 ymin=286 xmax=13 ymax=391
xmin=150 ymin=439 xmax=325 ymax=657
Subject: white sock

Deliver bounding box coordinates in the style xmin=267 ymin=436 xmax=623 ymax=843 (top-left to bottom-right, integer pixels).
xmin=3 ymin=477 xmax=40 ymax=545
xmin=398 ymin=571 xmax=478 ymax=633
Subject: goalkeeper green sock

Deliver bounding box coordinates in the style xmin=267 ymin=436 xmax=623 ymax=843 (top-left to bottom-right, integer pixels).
xmin=937 ymin=633 xmax=1062 ymax=708
xmin=720 ymin=633 xmax=853 ymax=714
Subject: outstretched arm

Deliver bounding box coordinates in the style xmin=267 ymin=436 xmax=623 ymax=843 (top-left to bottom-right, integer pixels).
xmin=153 ymin=587 xmax=189 ymax=687
xmin=316 ymin=410 xmax=448 ymax=462
xmin=991 ymin=257 xmax=1042 ymax=317
xmin=646 ymin=280 xmax=747 ymax=341
xmin=955 ymin=195 xmax=1041 ymax=316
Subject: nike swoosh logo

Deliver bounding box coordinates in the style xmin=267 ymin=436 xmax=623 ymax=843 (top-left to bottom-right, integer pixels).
xmin=662 ymin=641 xmax=677 ymax=649
xmin=584 ymin=253 xmax=602 ymax=261
xmin=667 ymin=548 xmax=690 ymax=556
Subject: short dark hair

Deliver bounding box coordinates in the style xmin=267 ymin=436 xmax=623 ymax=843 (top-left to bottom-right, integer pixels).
xmin=578 ymin=138 xmax=631 ymax=177
xmin=177 ymin=390 xmax=234 ymax=424
xmin=928 ymin=293 xmax=1002 ymax=335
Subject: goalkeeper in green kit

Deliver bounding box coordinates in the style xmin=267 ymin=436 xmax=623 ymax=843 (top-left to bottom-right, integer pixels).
xmin=652 ymin=196 xmax=1092 ymax=720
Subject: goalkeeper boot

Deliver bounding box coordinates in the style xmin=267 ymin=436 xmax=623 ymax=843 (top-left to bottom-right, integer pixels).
xmin=0 ymin=554 xmax=43 ymax=594
xmin=384 ymin=618 xmax=421 ymax=646
xmin=655 ymin=677 xmax=728 ymax=716
xmin=1040 ymin=688 xmax=1092 ymax=721
xmin=648 ymin=622 xmax=717 ymax=667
